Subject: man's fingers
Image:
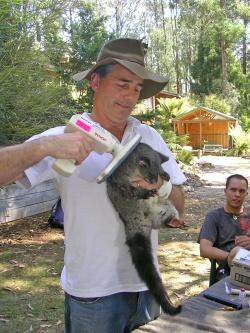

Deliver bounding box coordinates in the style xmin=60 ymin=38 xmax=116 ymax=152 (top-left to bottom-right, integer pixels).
xmin=167 ymin=217 xmax=188 ymax=229
xmin=69 ymin=132 xmax=94 ymax=162
xmin=130 ymin=175 xmax=163 ymax=190
xmin=46 ymin=132 xmax=95 ymax=162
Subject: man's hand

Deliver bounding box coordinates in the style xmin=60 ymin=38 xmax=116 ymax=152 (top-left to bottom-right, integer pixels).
xmin=131 ymin=176 xmax=187 ymax=229
xmin=235 ymin=235 xmax=250 ymax=250
xmin=42 ymin=132 xmax=94 ymax=165
xmin=131 ymin=175 xmax=185 ymax=218
xmin=130 ymin=175 xmax=163 ymax=190
xmin=167 ymin=217 xmax=188 ymax=229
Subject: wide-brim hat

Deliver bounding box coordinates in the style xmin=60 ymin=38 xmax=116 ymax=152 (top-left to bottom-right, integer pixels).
xmin=72 ymin=38 xmax=169 ymax=100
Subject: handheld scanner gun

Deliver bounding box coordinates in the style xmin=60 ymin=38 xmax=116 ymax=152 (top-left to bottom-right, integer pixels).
xmin=52 ymin=115 xmax=141 ymax=183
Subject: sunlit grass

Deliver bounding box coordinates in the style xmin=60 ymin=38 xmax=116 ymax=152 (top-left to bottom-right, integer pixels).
xmin=158 ymin=240 xmax=210 ymax=299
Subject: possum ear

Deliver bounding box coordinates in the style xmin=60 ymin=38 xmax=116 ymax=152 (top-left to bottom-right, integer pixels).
xmin=159 ymin=152 xmax=169 ymax=164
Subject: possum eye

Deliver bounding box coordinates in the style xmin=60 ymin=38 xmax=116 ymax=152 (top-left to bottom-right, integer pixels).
xmin=139 ymin=157 xmax=150 ymax=168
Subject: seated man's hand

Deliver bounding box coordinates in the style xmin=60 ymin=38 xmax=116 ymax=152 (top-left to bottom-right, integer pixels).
xmin=235 ymin=235 xmax=250 ymax=250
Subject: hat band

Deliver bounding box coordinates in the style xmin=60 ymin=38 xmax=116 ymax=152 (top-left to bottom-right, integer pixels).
xmin=98 ymin=51 xmax=145 ymax=67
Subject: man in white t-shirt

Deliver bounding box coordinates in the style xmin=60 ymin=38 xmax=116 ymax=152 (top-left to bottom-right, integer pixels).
xmin=14 ymin=38 xmax=186 ymax=332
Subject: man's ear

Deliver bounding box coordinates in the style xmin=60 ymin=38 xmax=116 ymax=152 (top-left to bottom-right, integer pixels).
xmin=90 ymin=73 xmax=100 ymax=91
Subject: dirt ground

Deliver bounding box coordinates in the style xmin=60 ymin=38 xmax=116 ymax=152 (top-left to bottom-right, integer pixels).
xmin=1 ymin=155 xmax=250 ymax=332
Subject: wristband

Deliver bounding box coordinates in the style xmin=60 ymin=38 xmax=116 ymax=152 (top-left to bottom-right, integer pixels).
xmin=157 ymin=180 xmax=172 ymax=199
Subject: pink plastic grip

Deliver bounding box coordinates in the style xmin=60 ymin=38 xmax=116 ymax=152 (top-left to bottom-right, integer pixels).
xmin=76 ymin=119 xmax=91 ymax=132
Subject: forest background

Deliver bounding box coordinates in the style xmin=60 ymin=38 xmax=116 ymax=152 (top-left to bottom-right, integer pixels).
xmin=0 ymin=0 xmax=250 ymax=150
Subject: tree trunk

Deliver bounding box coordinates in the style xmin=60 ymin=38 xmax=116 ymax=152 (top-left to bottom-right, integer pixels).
xmin=220 ymin=0 xmax=226 ymax=95
xmin=170 ymin=1 xmax=180 ymax=94
xmin=242 ymin=0 xmax=248 ymax=76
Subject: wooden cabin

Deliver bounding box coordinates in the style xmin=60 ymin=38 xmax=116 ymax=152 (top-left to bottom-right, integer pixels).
xmin=172 ymin=106 xmax=237 ymax=149
xmin=146 ymin=91 xmax=181 ymax=110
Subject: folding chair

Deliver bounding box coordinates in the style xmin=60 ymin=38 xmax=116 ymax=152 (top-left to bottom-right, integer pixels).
xmin=209 ymin=259 xmax=218 ymax=286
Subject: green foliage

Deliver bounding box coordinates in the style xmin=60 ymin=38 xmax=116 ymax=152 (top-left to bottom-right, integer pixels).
xmin=232 ymin=71 xmax=250 ymax=129
xmin=156 ymin=97 xmax=195 ymax=118
xmin=147 ymin=27 xmax=175 ymax=78
xmin=175 ymin=148 xmax=193 ymax=165
xmin=0 ymin=1 xmax=111 ymax=144
xmin=191 ymin=41 xmax=221 ymax=95
xmin=240 ymin=113 xmax=250 ymax=132
xmin=190 ymin=1 xmax=244 ymax=95
xmin=68 ymin=2 xmax=110 ymax=108
xmin=69 ymin=3 xmax=109 ymax=72
xmin=202 ymin=95 xmax=230 ymax=114
xmin=135 ymin=98 xmax=190 ymax=161
xmin=0 ymin=0 xmax=250 ymax=146
xmin=153 ymin=99 xmax=189 ymax=148
xmin=0 ymin=36 xmax=75 ymax=144
xmin=228 ymin=125 xmax=250 ymax=157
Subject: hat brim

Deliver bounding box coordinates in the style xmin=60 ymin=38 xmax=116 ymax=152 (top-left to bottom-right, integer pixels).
xmin=72 ymin=58 xmax=168 ymax=100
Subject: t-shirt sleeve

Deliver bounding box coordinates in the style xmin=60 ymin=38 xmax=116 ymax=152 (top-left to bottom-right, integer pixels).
xmin=17 ymin=127 xmax=65 ymax=189
xmin=198 ymin=210 xmax=218 ymax=244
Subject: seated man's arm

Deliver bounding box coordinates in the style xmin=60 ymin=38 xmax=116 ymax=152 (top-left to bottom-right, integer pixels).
xmin=200 ymin=238 xmax=229 ymax=261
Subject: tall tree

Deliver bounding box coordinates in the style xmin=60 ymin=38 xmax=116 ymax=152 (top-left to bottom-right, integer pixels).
xmin=169 ymin=0 xmax=182 ymax=94
xmin=190 ymin=1 xmax=243 ymax=97
xmin=0 ymin=0 xmax=77 ymax=144
xmin=69 ymin=3 xmax=109 ymax=72
xmin=103 ymin=0 xmax=144 ymax=37
xmin=236 ymin=0 xmax=250 ymax=74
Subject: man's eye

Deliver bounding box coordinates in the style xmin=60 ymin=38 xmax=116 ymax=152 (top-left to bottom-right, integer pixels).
xmin=118 ymin=83 xmax=127 ymax=88
xmin=135 ymin=86 xmax=142 ymax=93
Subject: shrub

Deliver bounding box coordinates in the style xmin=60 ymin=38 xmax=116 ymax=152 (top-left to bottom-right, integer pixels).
xmin=228 ymin=126 xmax=250 ymax=157
xmin=175 ymin=149 xmax=193 ymax=165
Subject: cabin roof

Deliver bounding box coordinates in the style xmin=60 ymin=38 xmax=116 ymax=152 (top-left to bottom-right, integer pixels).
xmin=173 ymin=106 xmax=237 ymax=121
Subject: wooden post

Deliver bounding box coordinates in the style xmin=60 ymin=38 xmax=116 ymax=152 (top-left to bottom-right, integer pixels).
xmin=199 ymin=121 xmax=202 ymax=148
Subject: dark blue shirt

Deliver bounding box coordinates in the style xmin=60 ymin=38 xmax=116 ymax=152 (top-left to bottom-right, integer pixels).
xmin=198 ymin=207 xmax=242 ymax=252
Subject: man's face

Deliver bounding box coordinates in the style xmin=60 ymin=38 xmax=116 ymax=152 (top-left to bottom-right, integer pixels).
xmin=224 ymin=177 xmax=248 ymax=209
xmin=91 ymin=64 xmax=143 ymax=125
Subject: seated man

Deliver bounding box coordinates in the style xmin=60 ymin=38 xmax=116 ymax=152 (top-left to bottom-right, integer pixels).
xmin=198 ymin=174 xmax=250 ymax=283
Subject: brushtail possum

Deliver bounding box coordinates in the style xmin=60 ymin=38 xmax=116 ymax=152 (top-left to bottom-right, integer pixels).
xmin=106 ymin=142 xmax=183 ymax=315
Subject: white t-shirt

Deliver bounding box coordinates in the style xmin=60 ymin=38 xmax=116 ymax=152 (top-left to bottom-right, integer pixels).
xmin=20 ymin=114 xmax=186 ymax=297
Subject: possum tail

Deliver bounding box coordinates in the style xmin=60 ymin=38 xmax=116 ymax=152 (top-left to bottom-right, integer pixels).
xmin=126 ymin=233 xmax=182 ymax=316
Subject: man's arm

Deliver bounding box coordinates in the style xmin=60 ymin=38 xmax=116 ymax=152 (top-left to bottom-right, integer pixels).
xmin=201 ymin=237 xmax=250 ymax=269
xmin=200 ymin=238 xmax=229 ymax=261
xmin=0 ymin=132 xmax=94 ymax=186
xmin=168 ymin=185 xmax=184 ymax=219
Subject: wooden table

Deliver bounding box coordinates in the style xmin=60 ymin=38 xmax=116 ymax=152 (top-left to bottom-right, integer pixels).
xmin=132 ymin=277 xmax=250 ymax=333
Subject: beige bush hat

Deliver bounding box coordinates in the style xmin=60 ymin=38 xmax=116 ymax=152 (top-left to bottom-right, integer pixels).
xmin=72 ymin=38 xmax=169 ymax=100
